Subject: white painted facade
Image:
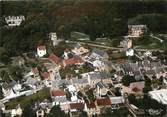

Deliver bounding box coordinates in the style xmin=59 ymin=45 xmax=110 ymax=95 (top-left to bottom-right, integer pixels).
xmin=5 ymin=16 xmax=25 ymax=27
xmin=37 ymin=46 xmax=47 ymax=57
xmin=128 ymin=25 xmax=147 ymax=37
xmin=49 ymin=32 xmax=58 ymax=46
xmin=126 ymin=49 xmax=134 ymax=56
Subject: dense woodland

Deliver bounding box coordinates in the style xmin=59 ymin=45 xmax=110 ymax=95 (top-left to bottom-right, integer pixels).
xmin=0 ymin=0 xmax=167 ymax=58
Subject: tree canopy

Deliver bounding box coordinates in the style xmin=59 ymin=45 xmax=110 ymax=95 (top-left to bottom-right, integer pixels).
xmin=0 ymin=1 xmax=167 ymax=56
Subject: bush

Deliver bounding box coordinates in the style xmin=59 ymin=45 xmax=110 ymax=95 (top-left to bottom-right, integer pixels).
xmin=122 ymin=75 xmax=136 ymax=86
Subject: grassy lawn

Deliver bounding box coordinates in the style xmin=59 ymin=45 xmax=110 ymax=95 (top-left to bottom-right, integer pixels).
xmin=134 ymin=34 xmax=167 ymax=50
xmin=108 ymin=52 xmax=126 ymax=60
xmin=5 ymin=88 xmax=51 ymax=109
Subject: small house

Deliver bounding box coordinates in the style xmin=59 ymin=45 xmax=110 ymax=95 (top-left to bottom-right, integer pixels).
xmin=37 ymin=45 xmax=47 ymax=57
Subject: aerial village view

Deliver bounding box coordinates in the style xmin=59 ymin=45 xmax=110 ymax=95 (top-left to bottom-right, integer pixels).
xmin=0 ymin=0 xmax=167 ymax=117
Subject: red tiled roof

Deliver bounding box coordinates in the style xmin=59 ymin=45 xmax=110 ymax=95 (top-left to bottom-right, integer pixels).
xmin=52 ymin=90 xmax=66 ymax=97
xmin=32 ymin=67 xmax=39 ymax=74
xmin=117 ymin=59 xmax=126 ymax=64
xmin=64 ymin=57 xmax=84 ymax=65
xmin=49 ymin=54 xmax=60 ymax=64
xmin=86 ymin=102 xmax=96 ymax=109
xmin=41 ymin=72 xmax=49 ymax=79
xmin=64 ymin=48 xmax=70 ymax=52
xmin=132 ymin=87 xmax=140 ymax=92
xmin=96 ymin=98 xmax=111 ymax=106
xmin=70 ymin=103 xmax=84 ymax=110
xmin=37 ymin=45 xmax=46 ymax=50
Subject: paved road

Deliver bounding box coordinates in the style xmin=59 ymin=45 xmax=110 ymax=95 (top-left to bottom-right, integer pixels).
xmin=150 ymin=34 xmax=164 ymax=43
xmin=70 ymin=40 xmax=164 ymax=52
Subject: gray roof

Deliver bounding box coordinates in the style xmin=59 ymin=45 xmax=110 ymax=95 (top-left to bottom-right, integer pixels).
xmin=72 ymin=78 xmax=88 ymax=84
xmin=0 ymin=102 xmax=5 ymax=108
xmin=88 ymin=57 xmax=96 ymax=63
xmin=100 ymin=72 xmax=111 ymax=79
xmin=89 ymin=71 xmax=111 ymax=80
xmin=74 ymin=43 xmax=81 ymax=49
xmin=24 ymin=77 xmax=38 ymax=85
xmin=89 ymin=72 xmax=101 ymax=80
xmin=146 ymin=69 xmax=156 ymax=75
xmin=2 ymin=82 xmax=12 ymax=90
xmin=96 ymin=81 xmax=108 ymax=89
xmin=151 ymin=62 xmax=161 ymax=68
xmin=164 ymin=67 xmax=167 ymax=71
xmin=53 ymin=79 xmax=72 ymax=86
xmin=92 ymin=48 xmax=107 ymax=57
xmin=133 ymin=70 xmax=141 ymax=76
xmin=128 ymin=25 xmax=147 ymax=28
xmin=130 ymin=63 xmax=139 ymax=71
xmin=39 ymin=101 xmax=53 ymax=109
xmin=156 ymin=67 xmax=165 ymax=74
xmin=120 ymin=63 xmax=133 ymax=73
xmin=135 ymin=75 xmax=144 ymax=81
xmin=142 ymin=60 xmax=151 ymax=68
xmin=53 ymin=97 xmax=67 ymax=103
xmin=103 ymin=60 xmax=113 ymax=66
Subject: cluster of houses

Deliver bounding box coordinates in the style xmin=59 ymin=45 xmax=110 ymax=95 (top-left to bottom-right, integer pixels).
xmin=0 ymin=38 xmax=125 ymax=116
xmin=35 ymin=38 xmax=167 ymax=116
xmin=0 ymin=27 xmax=167 ymax=117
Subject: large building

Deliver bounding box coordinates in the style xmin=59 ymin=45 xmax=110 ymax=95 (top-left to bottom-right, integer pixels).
xmin=5 ymin=16 xmax=25 ymax=27
xmin=128 ymin=25 xmax=147 ymax=37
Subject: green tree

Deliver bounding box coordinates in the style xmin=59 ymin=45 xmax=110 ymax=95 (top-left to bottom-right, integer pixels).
xmin=0 ymin=86 xmax=4 ymax=99
xmin=128 ymin=94 xmax=136 ymax=104
xmin=8 ymin=65 xmax=23 ymax=81
xmin=0 ymin=47 xmax=10 ymax=64
xmin=143 ymin=75 xmax=152 ymax=93
xmin=0 ymin=70 xmax=10 ymax=82
xmin=21 ymin=104 xmax=36 ymax=117
xmin=122 ymin=75 xmax=136 ymax=86
xmin=47 ymin=105 xmax=68 ymax=117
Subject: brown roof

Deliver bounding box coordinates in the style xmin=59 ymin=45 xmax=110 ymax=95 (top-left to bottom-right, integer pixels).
xmin=64 ymin=48 xmax=70 ymax=52
xmin=37 ymin=45 xmax=46 ymax=50
xmin=41 ymin=72 xmax=49 ymax=79
xmin=52 ymin=90 xmax=66 ymax=97
xmin=96 ymin=98 xmax=111 ymax=106
xmin=49 ymin=54 xmax=60 ymax=64
xmin=70 ymin=103 xmax=84 ymax=110
xmin=86 ymin=102 xmax=96 ymax=109
xmin=32 ymin=67 xmax=39 ymax=74
xmin=64 ymin=57 xmax=84 ymax=66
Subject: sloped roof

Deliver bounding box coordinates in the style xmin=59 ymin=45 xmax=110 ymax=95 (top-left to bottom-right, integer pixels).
xmin=52 ymin=89 xmax=66 ymax=97
xmin=49 ymin=54 xmax=60 ymax=64
xmin=96 ymin=81 xmax=108 ymax=89
xmin=70 ymin=102 xmax=84 ymax=110
xmin=86 ymin=102 xmax=96 ymax=109
xmin=73 ymin=43 xmax=81 ymax=49
xmin=88 ymin=71 xmax=111 ymax=80
xmin=72 ymin=78 xmax=88 ymax=84
xmin=41 ymin=72 xmax=49 ymax=79
xmin=92 ymin=48 xmax=107 ymax=57
xmin=52 ymin=79 xmax=72 ymax=86
xmin=32 ymin=67 xmax=39 ymax=74
xmin=25 ymin=77 xmax=38 ymax=85
xmin=37 ymin=45 xmax=46 ymax=50
xmin=64 ymin=56 xmax=84 ymax=65
xmin=96 ymin=98 xmax=111 ymax=106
